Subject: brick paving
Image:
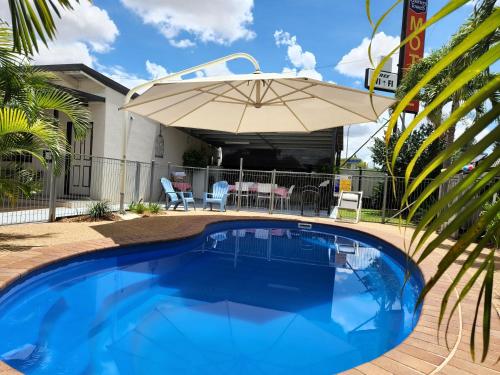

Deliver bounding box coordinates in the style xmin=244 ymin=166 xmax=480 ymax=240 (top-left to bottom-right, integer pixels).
xmin=0 ymin=211 xmax=498 ymax=374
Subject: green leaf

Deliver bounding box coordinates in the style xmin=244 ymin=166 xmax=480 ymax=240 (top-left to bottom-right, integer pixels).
xmin=471 ymin=276 xmax=486 ymax=361
xmin=410 ymin=150 xmax=500 ymax=244
xmin=412 ymin=167 xmax=500 ymax=256
xmin=382 ymin=7 xmax=500 ymax=143
xmin=416 ymin=182 xmax=500 ymax=263
xmin=440 ymin=236 xmax=495 ymax=349
xmin=404 ymin=108 xmax=500 ymax=211
xmin=416 ymin=199 xmax=500 ymax=306
xmin=367 ymin=0 xmax=402 ymax=67
xmin=369 ymin=0 xmax=471 ymax=120
xmin=482 ymin=252 xmax=494 ymax=361
xmin=8 ymin=0 xmax=84 ymax=55
xmin=404 ymin=75 xmax=500 ymax=183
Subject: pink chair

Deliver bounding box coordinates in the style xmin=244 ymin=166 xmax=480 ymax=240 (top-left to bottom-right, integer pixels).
xmin=276 ymin=185 xmax=295 ymax=211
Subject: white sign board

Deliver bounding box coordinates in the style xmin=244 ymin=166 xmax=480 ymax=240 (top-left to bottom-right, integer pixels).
xmin=364 ymin=68 xmax=398 ymax=93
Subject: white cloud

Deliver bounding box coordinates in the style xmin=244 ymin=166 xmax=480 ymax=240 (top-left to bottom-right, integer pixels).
xmin=0 ymin=0 xmax=119 ymax=67
xmin=169 ymin=38 xmax=196 ymax=48
xmin=34 ymin=42 xmax=95 ymax=66
xmin=274 ymin=30 xmax=322 ymax=81
xmin=98 ymin=64 xmax=148 ymax=89
xmin=98 ymin=60 xmax=169 ymax=90
xmin=146 ymin=60 xmax=169 ymax=79
xmin=195 ymin=61 xmax=233 ymax=77
xmin=120 ymin=0 xmax=255 ymax=47
xmin=335 ymin=32 xmax=400 ymax=78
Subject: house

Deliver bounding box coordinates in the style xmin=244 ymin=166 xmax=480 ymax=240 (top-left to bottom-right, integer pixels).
xmin=36 ymin=64 xmax=209 ymax=201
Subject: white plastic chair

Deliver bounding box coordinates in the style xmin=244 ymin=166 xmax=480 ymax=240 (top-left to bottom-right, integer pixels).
xmin=330 ymin=191 xmax=363 ymax=223
xmin=256 ymin=183 xmax=276 ymax=207
xmin=235 ymin=181 xmax=253 ymax=207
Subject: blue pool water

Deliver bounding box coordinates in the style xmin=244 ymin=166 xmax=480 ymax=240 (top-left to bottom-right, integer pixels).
xmin=0 ymin=220 xmax=423 ymax=374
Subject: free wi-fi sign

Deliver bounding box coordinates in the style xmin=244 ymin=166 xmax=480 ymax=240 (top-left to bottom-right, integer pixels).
xmin=364 ymin=68 xmax=398 ymax=93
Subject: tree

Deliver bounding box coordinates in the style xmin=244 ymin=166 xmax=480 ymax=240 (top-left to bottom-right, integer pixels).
xmin=0 ymin=25 xmax=90 ymax=201
xmin=367 ymin=0 xmax=499 ymax=361
xmin=371 ymin=122 xmax=443 ymax=178
xmin=3 ymin=0 xmax=85 ymax=55
xmin=340 ymin=156 xmax=368 ymax=169
xmin=370 ymin=123 xmax=443 ymax=221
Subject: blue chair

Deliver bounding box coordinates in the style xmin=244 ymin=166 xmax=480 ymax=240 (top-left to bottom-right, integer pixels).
xmin=160 ymin=177 xmax=196 ymax=211
xmin=203 ymin=181 xmax=229 ymax=212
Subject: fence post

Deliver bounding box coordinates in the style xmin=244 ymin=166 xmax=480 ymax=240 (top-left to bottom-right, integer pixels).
xmin=381 ymin=173 xmax=388 ymax=224
xmin=48 ymin=161 xmax=57 ymax=222
xmin=237 ymin=158 xmax=243 ymax=211
xmin=148 ymin=160 xmax=155 ymax=202
xmin=358 ymin=167 xmax=363 ymax=192
xmin=269 ymin=169 xmax=276 ymax=214
xmin=134 ymin=162 xmax=141 ymax=202
xmin=205 ymin=165 xmax=210 ymax=193
xmin=119 ymin=159 xmax=126 ymax=213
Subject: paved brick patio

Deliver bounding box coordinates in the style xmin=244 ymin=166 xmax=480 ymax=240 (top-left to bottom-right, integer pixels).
xmin=0 ymin=211 xmax=498 ymax=374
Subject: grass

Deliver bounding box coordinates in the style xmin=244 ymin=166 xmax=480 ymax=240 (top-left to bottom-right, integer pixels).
xmin=338 ymin=208 xmax=415 ymax=226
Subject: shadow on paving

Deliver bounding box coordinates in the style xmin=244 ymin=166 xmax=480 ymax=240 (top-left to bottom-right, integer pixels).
xmin=0 ymin=232 xmax=55 ymax=252
xmin=90 ymin=214 xmax=277 ymax=246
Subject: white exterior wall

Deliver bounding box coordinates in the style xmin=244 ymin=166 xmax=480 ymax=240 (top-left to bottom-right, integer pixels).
xmin=24 ymin=67 xmax=210 ymax=203
xmin=84 ymin=75 xmax=209 ymax=202
xmin=100 ymin=86 xmax=207 ymax=165
xmin=163 ymin=127 xmax=207 ymax=166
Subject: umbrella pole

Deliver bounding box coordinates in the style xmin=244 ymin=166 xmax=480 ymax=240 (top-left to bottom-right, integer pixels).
xmin=119 ymin=53 xmax=261 ymax=213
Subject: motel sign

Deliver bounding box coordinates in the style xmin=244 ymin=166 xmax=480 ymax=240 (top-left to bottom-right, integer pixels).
xmin=398 ymin=0 xmax=428 ymax=113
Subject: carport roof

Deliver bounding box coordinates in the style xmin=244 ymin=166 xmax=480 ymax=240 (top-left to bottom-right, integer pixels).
xmin=180 ymin=128 xmax=342 ymax=151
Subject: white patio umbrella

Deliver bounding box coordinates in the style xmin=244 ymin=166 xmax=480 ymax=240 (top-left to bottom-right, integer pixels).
xmin=121 ymin=72 xmax=395 ymax=134
xmin=117 ymin=53 xmax=395 ymax=211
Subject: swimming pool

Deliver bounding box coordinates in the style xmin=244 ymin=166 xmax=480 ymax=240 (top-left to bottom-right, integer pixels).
xmin=0 ymin=220 xmax=423 ymax=374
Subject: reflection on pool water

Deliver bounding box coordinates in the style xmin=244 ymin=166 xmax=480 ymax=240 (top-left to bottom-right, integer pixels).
xmin=0 ymin=220 xmax=422 ymax=374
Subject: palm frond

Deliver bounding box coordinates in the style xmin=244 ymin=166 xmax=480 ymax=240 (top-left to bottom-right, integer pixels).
xmin=32 ymin=86 xmax=90 ymax=138
xmin=7 ymin=0 xmax=82 ymax=55
xmin=367 ymin=0 xmax=500 ymax=361
xmin=0 ymin=107 xmax=66 ymax=167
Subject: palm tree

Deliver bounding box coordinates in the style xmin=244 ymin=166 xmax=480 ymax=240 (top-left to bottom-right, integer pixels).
xmin=2 ymin=0 xmax=84 ymax=55
xmin=0 ymin=25 xmax=90 ymax=202
xmin=367 ymin=0 xmax=499 ymax=361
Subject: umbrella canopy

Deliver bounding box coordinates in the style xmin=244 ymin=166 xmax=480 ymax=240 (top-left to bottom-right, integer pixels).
xmin=121 ymin=72 xmax=395 ymax=133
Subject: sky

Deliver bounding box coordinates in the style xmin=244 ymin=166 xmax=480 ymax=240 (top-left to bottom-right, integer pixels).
xmin=0 ymin=0 xmax=479 ymax=165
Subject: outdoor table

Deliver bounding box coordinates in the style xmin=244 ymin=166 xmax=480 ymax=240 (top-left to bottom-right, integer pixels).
xmin=172 ymin=182 xmax=192 ymax=192
xmin=229 ymin=184 xmax=289 ymax=209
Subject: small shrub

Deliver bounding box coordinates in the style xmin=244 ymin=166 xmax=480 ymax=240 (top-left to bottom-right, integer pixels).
xmin=128 ymin=201 xmax=137 ymax=212
xmin=128 ymin=199 xmax=146 ymax=214
xmin=148 ymin=202 xmax=162 ymax=214
xmin=134 ymin=201 xmax=147 ymax=214
xmin=87 ymin=201 xmax=112 ymax=220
